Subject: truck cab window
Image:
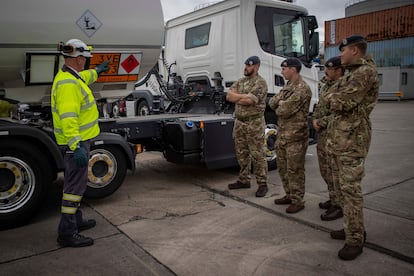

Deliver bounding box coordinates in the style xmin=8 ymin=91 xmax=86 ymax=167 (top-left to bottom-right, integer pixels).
xmin=185 ymin=22 xmax=211 ymax=49
xmin=255 ymin=6 xmax=306 ymax=59
xmin=273 ymin=18 xmax=304 ymax=58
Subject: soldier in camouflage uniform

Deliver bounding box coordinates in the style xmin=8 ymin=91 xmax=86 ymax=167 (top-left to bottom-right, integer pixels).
xmin=226 ymin=56 xmax=269 ymax=198
xmin=312 ymin=56 xmax=345 ymax=221
xmin=270 ymin=58 xmax=311 ymax=214
xmin=327 ymin=35 xmax=379 ymax=260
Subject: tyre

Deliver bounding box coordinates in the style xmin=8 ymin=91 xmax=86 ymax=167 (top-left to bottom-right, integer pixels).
xmin=85 ymin=145 xmax=127 ymax=199
xmin=0 ymin=140 xmax=52 ymax=228
xmin=137 ymin=100 xmax=150 ymax=116
xmin=265 ymin=124 xmax=278 ymax=171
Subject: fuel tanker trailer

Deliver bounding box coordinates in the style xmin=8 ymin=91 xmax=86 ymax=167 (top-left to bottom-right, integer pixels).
xmin=0 ymin=0 xmax=164 ymax=227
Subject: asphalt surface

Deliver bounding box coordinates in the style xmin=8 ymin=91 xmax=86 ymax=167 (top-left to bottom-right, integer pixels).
xmin=1 ymin=101 xmax=413 ymax=275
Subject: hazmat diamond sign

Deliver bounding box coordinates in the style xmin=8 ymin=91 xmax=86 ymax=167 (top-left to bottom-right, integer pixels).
xmin=121 ymin=55 xmax=140 ymax=73
xmin=76 ymin=10 xmax=102 ymax=38
xmin=118 ymin=53 xmax=141 ymax=75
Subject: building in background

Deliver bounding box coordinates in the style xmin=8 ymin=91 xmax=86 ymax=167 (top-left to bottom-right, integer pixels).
xmin=324 ymin=0 xmax=414 ymax=100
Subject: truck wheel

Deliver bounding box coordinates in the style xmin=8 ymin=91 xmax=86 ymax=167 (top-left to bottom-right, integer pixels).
xmin=0 ymin=141 xmax=51 ymax=228
xmin=137 ymin=100 xmax=150 ymax=116
xmin=265 ymin=124 xmax=278 ymax=170
xmin=85 ymin=145 xmax=127 ymax=199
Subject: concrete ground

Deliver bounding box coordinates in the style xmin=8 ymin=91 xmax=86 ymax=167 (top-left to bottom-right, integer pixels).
xmin=1 ymin=101 xmax=413 ymax=275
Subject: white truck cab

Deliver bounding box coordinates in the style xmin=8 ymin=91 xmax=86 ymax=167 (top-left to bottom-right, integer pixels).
xmin=161 ymin=0 xmax=320 ymax=115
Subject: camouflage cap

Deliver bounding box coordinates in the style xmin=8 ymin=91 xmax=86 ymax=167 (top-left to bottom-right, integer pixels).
xmin=325 ymin=56 xmax=342 ymax=68
xmin=244 ymin=55 xmax=261 ymax=65
xmin=339 ymin=35 xmax=366 ymax=51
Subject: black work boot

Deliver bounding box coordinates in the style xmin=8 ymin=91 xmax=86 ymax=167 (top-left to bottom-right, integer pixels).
xmin=78 ymin=219 xmax=96 ymax=232
xmin=228 ymin=181 xmax=251 ymax=189
xmin=338 ymin=244 xmax=363 ymax=260
xmin=57 ymin=233 xmax=94 ymax=247
xmin=255 ymin=185 xmax=268 ymax=197
xmin=320 ymin=206 xmax=343 ymax=221
xmin=330 ymin=229 xmax=367 ymax=242
xmin=318 ymin=200 xmax=332 ymax=209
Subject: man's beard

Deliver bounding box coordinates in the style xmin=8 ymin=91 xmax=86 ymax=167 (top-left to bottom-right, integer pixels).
xmin=244 ymin=69 xmax=252 ymax=76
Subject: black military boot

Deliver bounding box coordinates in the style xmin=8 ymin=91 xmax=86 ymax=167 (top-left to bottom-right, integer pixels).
xmin=228 ymin=181 xmax=251 ymax=189
xmin=338 ymin=244 xmax=363 ymax=260
xmin=57 ymin=233 xmax=94 ymax=247
xmin=318 ymin=200 xmax=332 ymax=209
xmin=320 ymin=206 xmax=343 ymax=221
xmin=255 ymin=185 xmax=268 ymax=197
xmin=78 ymin=219 xmax=96 ymax=232
xmin=330 ymin=229 xmax=367 ymax=242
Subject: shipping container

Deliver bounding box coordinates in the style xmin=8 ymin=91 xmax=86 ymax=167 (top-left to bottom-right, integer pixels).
xmin=325 ymin=4 xmax=414 ymax=47
xmin=345 ymin=0 xmax=414 ymax=17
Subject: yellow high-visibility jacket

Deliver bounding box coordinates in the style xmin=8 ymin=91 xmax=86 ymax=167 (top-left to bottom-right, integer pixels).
xmin=51 ymin=67 xmax=100 ymax=150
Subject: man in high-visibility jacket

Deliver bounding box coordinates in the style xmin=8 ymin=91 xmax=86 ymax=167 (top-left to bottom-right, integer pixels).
xmin=51 ymin=38 xmax=109 ymax=247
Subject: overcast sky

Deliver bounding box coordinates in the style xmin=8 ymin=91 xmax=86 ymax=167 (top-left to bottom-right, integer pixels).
xmin=160 ymin=0 xmax=348 ymax=42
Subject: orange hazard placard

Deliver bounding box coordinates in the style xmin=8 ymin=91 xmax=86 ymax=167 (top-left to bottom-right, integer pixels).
xmin=89 ymin=53 xmax=141 ymax=83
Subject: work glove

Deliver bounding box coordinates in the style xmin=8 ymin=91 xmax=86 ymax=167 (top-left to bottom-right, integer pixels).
xmin=73 ymin=143 xmax=88 ymax=168
xmin=95 ymin=60 xmax=110 ymax=75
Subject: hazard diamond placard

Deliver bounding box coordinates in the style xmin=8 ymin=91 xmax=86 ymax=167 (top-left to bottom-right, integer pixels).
xmin=119 ymin=53 xmax=141 ymax=75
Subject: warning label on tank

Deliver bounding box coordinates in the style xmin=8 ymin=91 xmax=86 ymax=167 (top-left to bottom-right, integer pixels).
xmin=76 ymin=10 xmax=102 ymax=38
xmin=120 ymin=55 xmax=140 ymax=74
xmin=89 ymin=52 xmax=142 ymax=83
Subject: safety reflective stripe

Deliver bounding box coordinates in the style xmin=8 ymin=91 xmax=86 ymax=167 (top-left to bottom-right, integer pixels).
xmin=54 ymin=127 xmax=63 ymax=134
xmin=57 ymin=79 xmax=79 ymax=86
xmin=80 ymin=100 xmax=96 ymax=111
xmin=61 ymin=206 xmax=77 ymax=215
xmin=68 ymin=136 xmax=82 ymax=149
xmin=84 ymin=70 xmax=96 ymax=85
xmin=60 ymin=112 xmax=79 ymax=120
xmin=79 ymin=119 xmax=98 ymax=131
xmin=62 ymin=193 xmax=82 ymax=202
xmin=80 ymin=86 xmax=89 ymax=101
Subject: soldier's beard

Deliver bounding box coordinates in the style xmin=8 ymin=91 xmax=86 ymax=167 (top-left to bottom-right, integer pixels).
xmin=244 ymin=69 xmax=253 ymax=76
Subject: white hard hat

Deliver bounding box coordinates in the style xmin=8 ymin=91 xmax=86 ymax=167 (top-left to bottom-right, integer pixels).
xmin=61 ymin=38 xmax=92 ymax=58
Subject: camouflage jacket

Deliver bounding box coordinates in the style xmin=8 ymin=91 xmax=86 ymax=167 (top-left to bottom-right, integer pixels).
xmin=269 ymin=76 xmax=311 ymax=142
xmin=231 ymin=74 xmax=268 ymax=118
xmin=312 ymin=78 xmax=338 ymax=140
xmin=326 ymin=56 xmax=379 ymax=157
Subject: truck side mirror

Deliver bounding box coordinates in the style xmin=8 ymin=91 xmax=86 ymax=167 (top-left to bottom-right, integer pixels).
xmin=309 ymin=31 xmax=319 ymax=60
xmin=307 ymin=16 xmax=318 ymax=30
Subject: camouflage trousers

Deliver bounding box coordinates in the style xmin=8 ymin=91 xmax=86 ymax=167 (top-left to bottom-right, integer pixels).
xmin=233 ymin=117 xmax=267 ymax=186
xmin=332 ymin=155 xmax=365 ymax=246
xmin=317 ymin=134 xmax=340 ymax=206
xmin=276 ymin=138 xmax=308 ymax=205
